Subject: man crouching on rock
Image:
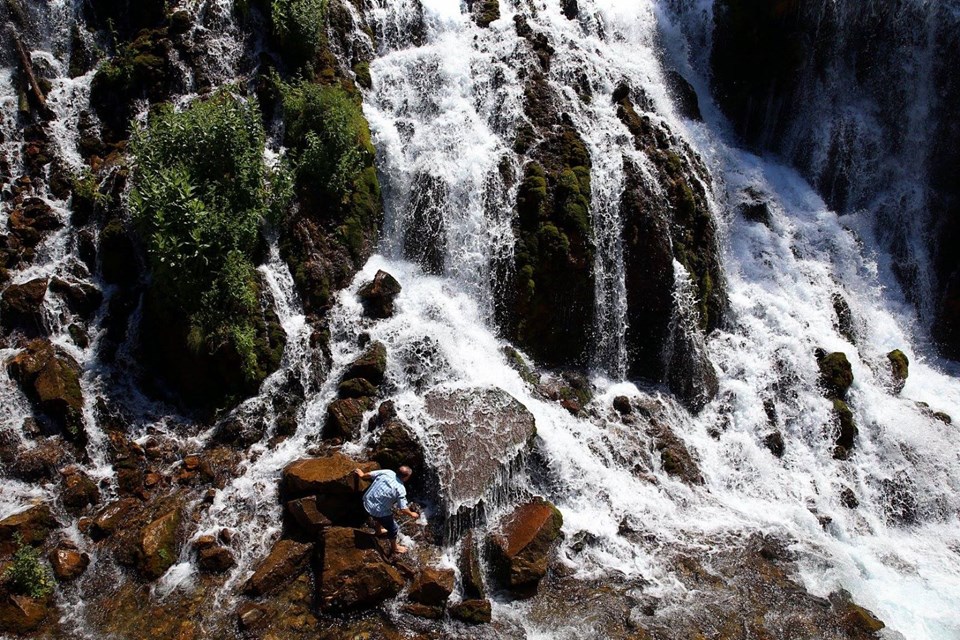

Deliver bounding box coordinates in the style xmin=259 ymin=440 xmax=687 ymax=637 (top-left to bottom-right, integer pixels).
xmin=354 ymin=466 xmax=421 ymax=554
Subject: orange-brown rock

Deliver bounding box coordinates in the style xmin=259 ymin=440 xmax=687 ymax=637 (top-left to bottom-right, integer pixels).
xmin=49 ymin=547 xmax=90 ymax=581
xmin=317 ymin=527 xmax=404 ymax=612
xmin=487 ymin=498 xmax=563 ymax=592
xmin=138 ymin=509 xmax=181 ymax=580
xmin=243 ymin=539 xmax=312 ymax=597
xmin=0 ymin=503 xmax=58 ymax=554
xmin=90 ymin=498 xmax=139 ymax=540
xmin=7 ymin=339 xmax=85 ymax=442
xmin=0 ymin=593 xmax=49 ymax=633
xmin=281 ymin=453 xmax=377 ymax=525
xmin=449 ymin=598 xmax=491 ymax=624
xmin=408 ymin=566 xmax=454 ymax=607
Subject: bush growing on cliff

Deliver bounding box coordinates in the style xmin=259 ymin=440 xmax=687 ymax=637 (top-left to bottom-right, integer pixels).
xmin=3 ymin=540 xmax=55 ymax=599
xmin=130 ymin=90 xmax=287 ymax=383
xmin=271 ymin=0 xmax=327 ymax=67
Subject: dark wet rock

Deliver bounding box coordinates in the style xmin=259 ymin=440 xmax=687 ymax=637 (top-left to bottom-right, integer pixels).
xmin=881 ymin=473 xmax=917 ymax=525
xmin=137 ymin=508 xmax=181 ymax=579
xmin=470 ymin=0 xmax=499 ymax=27
xmin=408 ymin=566 xmax=454 ymax=607
xmin=286 ymin=496 xmax=332 ymax=540
xmin=831 ymin=398 xmax=857 ymax=459
xmin=325 ymin=397 xmax=374 ymax=440
xmin=337 ymin=377 xmax=377 ymax=399
xmin=840 ymin=486 xmax=859 ymax=509
xmin=833 ymin=292 xmax=856 ymax=343
xmin=243 ymin=538 xmax=312 ymax=597
xmin=61 ymin=468 xmax=101 ymax=513
xmin=90 ymin=498 xmax=139 ymax=540
xmin=401 ymin=602 xmax=443 ymax=619
xmin=49 ymin=547 xmax=89 ymax=581
xmin=503 ymin=346 xmax=538 ymax=386
xmin=68 ymin=323 xmax=89 ymax=349
xmin=613 ymin=395 xmax=632 ymax=415
xmin=560 ymin=0 xmax=578 ymax=20
xmin=487 ymin=498 xmax=563 ymax=593
xmin=403 ymin=174 xmax=447 ymax=274
xmin=817 ymin=350 xmax=853 ymax=399
xmin=829 ymin=590 xmax=886 ymax=636
xmin=738 ymin=200 xmax=772 ymax=226
xmin=195 ymin=536 xmax=235 ymax=573
xmin=236 ymin=602 xmax=269 ymax=631
xmin=10 ymin=439 xmax=66 ymax=482
xmin=369 ymin=414 xmax=424 ymax=474
xmin=764 ymin=431 xmax=785 ymax=458
xmin=0 ymin=504 xmax=58 ymax=553
xmin=423 ymin=387 xmax=536 ymax=515
xmin=357 ymin=270 xmax=402 ymax=319
xmin=49 ymin=277 xmax=102 ymax=320
xmin=665 ymin=70 xmax=702 ymax=121
xmin=1 ymin=278 xmax=48 ymax=336
xmin=0 ymin=593 xmax=49 ymax=634
xmin=887 ymin=349 xmax=908 ymax=393
xmin=7 ymin=339 xmax=84 ymax=443
xmin=647 ymin=420 xmax=704 ymax=484
xmin=449 ymin=598 xmax=491 ymax=624
xmin=342 ymin=341 xmax=388 ymax=386
xmin=317 ymin=527 xmax=405 ymax=612
xmin=458 ymin=531 xmax=486 ymax=599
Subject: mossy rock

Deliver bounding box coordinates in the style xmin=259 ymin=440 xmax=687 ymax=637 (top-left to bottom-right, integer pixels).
xmin=831 ymin=398 xmax=857 ymax=457
xmin=137 ymin=509 xmax=181 ymax=580
xmin=818 ymin=351 xmax=853 ymax=399
xmin=887 ymin=349 xmax=908 ymax=393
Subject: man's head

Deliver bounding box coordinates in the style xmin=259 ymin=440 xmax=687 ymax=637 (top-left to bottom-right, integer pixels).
xmin=398 ymin=466 xmax=413 ymax=481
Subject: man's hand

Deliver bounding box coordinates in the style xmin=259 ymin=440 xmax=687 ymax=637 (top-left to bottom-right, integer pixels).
xmin=400 ymin=508 xmax=421 ymax=521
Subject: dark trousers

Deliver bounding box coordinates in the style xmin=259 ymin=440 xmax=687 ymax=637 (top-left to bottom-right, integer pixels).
xmin=373 ymin=514 xmax=398 ymax=540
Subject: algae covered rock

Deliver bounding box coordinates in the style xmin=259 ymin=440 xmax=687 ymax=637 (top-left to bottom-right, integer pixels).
xmin=1 ymin=278 xmax=48 ymax=336
xmin=487 ymin=497 xmax=563 ymax=593
xmin=817 ymin=351 xmax=853 ymax=399
xmin=7 ymin=339 xmax=85 ymax=443
xmin=887 ymin=349 xmax=908 ymax=393
xmin=449 ymin=598 xmax=491 ymax=624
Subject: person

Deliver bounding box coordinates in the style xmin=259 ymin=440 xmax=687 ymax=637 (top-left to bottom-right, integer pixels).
xmin=353 ymin=465 xmax=421 ymax=554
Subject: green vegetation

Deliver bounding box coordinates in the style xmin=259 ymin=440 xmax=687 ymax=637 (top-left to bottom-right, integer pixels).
xmin=130 ymin=90 xmax=288 ymax=382
xmin=270 ymin=0 xmax=328 ymax=67
xmin=3 ymin=539 xmax=55 ymax=599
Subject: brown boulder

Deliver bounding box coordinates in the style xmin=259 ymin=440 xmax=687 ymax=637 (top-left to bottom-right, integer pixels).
xmin=49 ymin=277 xmax=102 ymax=320
xmin=647 ymin=420 xmax=704 ymax=484
xmin=61 ymin=469 xmax=100 ymax=513
xmin=49 ymin=547 xmax=89 ymax=581
xmin=0 ymin=593 xmax=49 ymax=633
xmin=370 ymin=415 xmax=424 ymax=473
xmin=90 ymin=498 xmax=139 ymax=540
xmin=408 ymin=566 xmax=454 ymax=607
xmin=1 ymin=277 xmax=47 ymax=336
xmin=487 ymin=498 xmax=563 ymax=592
xmin=317 ymin=527 xmax=404 ymax=612
xmin=282 ymin=453 xmax=377 ymax=497
xmin=449 ymin=598 xmax=491 ymax=624
xmin=243 ymin=539 xmax=312 ymax=597
xmin=7 ymin=339 xmax=85 ymax=443
xmin=357 ymin=270 xmax=401 ymax=319
xmin=325 ymin=397 xmax=373 ymax=440
xmin=138 ymin=509 xmax=181 ymax=579
xmin=286 ymin=496 xmax=332 ymax=539
xmin=0 ymin=504 xmax=58 ymax=554
xmin=341 ymin=341 xmax=388 ymax=386
xmin=196 ymin=543 xmax=235 ymax=573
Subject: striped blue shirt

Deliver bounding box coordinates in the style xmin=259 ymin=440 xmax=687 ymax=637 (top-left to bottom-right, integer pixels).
xmin=362 ymin=470 xmax=408 ymax=517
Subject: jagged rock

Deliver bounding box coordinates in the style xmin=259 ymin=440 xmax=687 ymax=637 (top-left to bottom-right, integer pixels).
xmin=840 ymin=487 xmax=859 ymax=509
xmin=7 ymin=339 xmax=85 ymax=443
xmin=317 ymin=527 xmax=404 ymax=612
xmin=471 ymin=0 xmax=499 ymax=27
xmin=560 ymin=0 xmax=578 ymax=20
xmin=49 ymin=547 xmax=90 ymax=581
xmin=487 ymin=498 xmax=563 ymax=593
xmin=738 ymin=200 xmax=772 ymax=226
xmin=61 ymin=468 xmax=100 ymax=513
xmin=49 ymin=277 xmax=102 ymax=320
xmin=370 ymin=415 xmax=424 ymax=474
xmin=357 ymin=271 xmax=401 ymax=319
xmin=137 ymin=509 xmax=181 ymax=579
xmin=830 ymin=591 xmax=886 ymax=636
xmin=0 ymin=593 xmax=49 ymax=634
xmin=401 ymin=602 xmax=443 ymax=619
xmin=613 ymin=395 xmax=632 ymax=415
xmin=342 ymin=341 xmax=388 ymax=386
xmin=1 ymin=278 xmax=48 ymax=336
xmin=244 ymin=539 xmax=312 ymax=597
xmin=832 ymin=398 xmax=857 ymax=459
xmin=337 ymin=377 xmax=377 ymax=399
xmin=887 ymin=349 xmax=908 ymax=393
xmin=647 ymin=421 xmax=704 ymax=484
xmin=833 ymin=293 xmax=856 ymax=343
xmin=285 ymin=496 xmax=332 ymax=539
xmin=10 ymin=440 xmax=66 ymax=482
xmin=325 ymin=397 xmax=374 ymax=440
xmin=458 ymin=531 xmax=485 ymax=599
xmin=449 ymin=598 xmax=491 ymax=624
xmin=195 ymin=537 xmax=235 ymax=573
xmin=817 ymin=351 xmax=853 ymax=399
xmin=408 ymin=566 xmax=454 ymax=607
xmin=764 ymin=431 xmax=785 ymax=458
xmin=0 ymin=504 xmax=58 ymax=553
xmin=403 ymin=174 xmax=447 ymax=275
xmin=90 ymin=498 xmax=139 ymax=540
xmin=665 ymin=70 xmax=702 ymax=121
xmin=424 ymin=387 xmax=536 ymax=514
xmin=281 ymin=453 xmax=377 ymax=524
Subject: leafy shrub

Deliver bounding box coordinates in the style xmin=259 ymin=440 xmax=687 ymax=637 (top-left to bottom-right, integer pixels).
xmin=271 ymin=0 xmax=327 ymax=67
xmin=130 ymin=90 xmax=288 ymax=381
xmin=3 ymin=540 xmax=55 ymax=599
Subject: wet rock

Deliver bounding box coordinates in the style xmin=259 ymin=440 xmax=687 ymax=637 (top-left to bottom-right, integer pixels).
xmin=49 ymin=277 xmax=102 ymax=320
xmin=449 ymin=598 xmax=491 ymax=624
xmin=0 ymin=593 xmax=49 ymax=633
xmin=840 ymin=486 xmax=859 ymax=509
xmin=403 ymin=174 xmax=447 ymax=275
xmin=423 ymin=387 xmax=536 ymax=515
xmin=647 ymin=420 xmax=704 ymax=484
xmin=401 ymin=602 xmax=443 ymax=619
xmin=317 ymin=527 xmax=404 ymax=612
xmin=0 ymin=504 xmax=58 ymax=553
xmin=244 ymin=538 xmax=312 ymax=597
xmin=471 ymin=0 xmax=499 ymax=27
xmin=337 ymin=377 xmax=377 ymax=399
xmin=7 ymin=339 xmax=85 ymax=443
xmin=830 ymin=590 xmax=886 ymax=636
xmin=137 ymin=509 xmax=181 ymax=579
xmin=90 ymin=498 xmax=139 ymax=540
xmin=458 ymin=531 xmax=486 ymax=599
xmin=831 ymin=398 xmax=857 ymax=459
xmin=665 ymin=70 xmax=702 ymax=121
xmin=887 ymin=349 xmax=908 ymax=393
xmin=342 ymin=341 xmax=388 ymax=386
xmin=560 ymin=0 xmax=578 ymax=20
xmin=833 ymin=292 xmax=856 ymax=343
xmin=357 ymin=271 xmax=401 ymax=319
xmin=195 ymin=538 xmax=235 ymax=574
xmin=1 ymin=278 xmax=48 ymax=336
xmin=285 ymin=496 xmax=332 ymax=540
xmin=282 ymin=453 xmax=377 ymax=525
xmin=408 ymin=566 xmax=454 ymax=607
xmin=613 ymin=395 xmax=632 ymax=415
xmin=61 ymin=468 xmax=101 ymax=513
xmin=817 ymin=350 xmax=853 ymax=399
xmin=49 ymin=547 xmax=90 ymax=581
xmin=487 ymin=498 xmax=563 ymax=593
xmin=764 ymin=431 xmax=785 ymax=458
xmin=10 ymin=440 xmax=66 ymax=482
xmin=236 ymin=602 xmax=269 ymax=631
xmin=369 ymin=415 xmax=425 ymax=474
xmin=325 ymin=396 xmax=374 ymax=440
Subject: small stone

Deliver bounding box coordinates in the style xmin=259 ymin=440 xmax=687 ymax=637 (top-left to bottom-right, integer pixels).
xmin=90 ymin=498 xmax=138 ymax=540
xmin=763 ymin=431 xmax=785 ymax=458
xmin=613 ymin=396 xmax=631 ymax=414
xmin=236 ymin=602 xmax=269 ymax=631
xmin=197 ymin=544 xmax=235 ymax=573
xmin=357 ymin=270 xmax=402 ymax=319
xmin=49 ymin=547 xmax=90 ymax=581
xmin=886 ymin=349 xmax=909 ymax=394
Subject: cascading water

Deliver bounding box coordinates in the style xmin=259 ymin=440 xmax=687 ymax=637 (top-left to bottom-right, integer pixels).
xmin=2 ymin=0 xmax=960 ymax=638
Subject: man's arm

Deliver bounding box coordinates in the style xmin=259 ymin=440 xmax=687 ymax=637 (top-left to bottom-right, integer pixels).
xmin=353 ymin=468 xmax=386 ymax=481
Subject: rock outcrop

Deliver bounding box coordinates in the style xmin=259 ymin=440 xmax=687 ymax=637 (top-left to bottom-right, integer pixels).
xmin=487 ymin=498 xmax=563 ymax=594
xmin=7 ymin=339 xmax=85 ymax=444
xmin=281 ymin=453 xmax=377 ymax=525
xmin=357 ymin=271 xmax=401 ymax=319
xmin=316 ymin=527 xmax=404 ymax=612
